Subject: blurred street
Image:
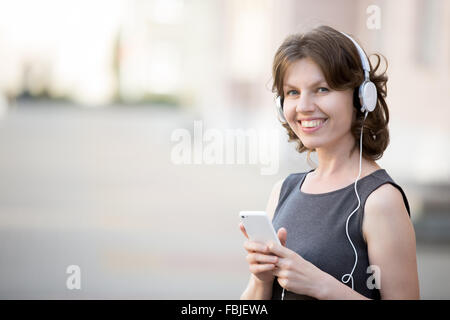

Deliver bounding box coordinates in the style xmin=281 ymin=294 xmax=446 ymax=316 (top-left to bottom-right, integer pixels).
xmin=0 ymin=100 xmax=287 ymax=299
xmin=0 ymin=101 xmax=449 ymax=299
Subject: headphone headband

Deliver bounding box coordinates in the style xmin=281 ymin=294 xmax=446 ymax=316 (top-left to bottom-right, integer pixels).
xmin=340 ymin=31 xmax=377 ymax=113
xmin=340 ymin=32 xmax=371 ymax=79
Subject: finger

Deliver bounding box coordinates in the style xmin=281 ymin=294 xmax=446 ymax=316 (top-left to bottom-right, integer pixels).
xmin=272 ymin=266 xmax=280 ymax=277
xmin=244 ymin=240 xmax=268 ymax=253
xmin=277 ymin=227 xmax=287 ymax=247
xmin=277 ymin=277 xmax=289 ymax=291
xmin=249 ymin=263 xmax=275 ymax=274
xmin=272 ymin=267 xmax=288 ymax=278
xmin=246 ymin=253 xmax=278 ymax=264
xmin=274 ymin=257 xmax=293 ymax=270
xmin=239 ymin=222 xmax=249 ymax=239
xmin=267 ymin=241 xmax=290 ymax=258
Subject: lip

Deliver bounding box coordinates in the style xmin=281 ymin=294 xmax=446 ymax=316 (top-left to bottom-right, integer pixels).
xmin=298 ymin=118 xmax=328 ymax=133
xmin=297 ymin=117 xmax=328 ymax=121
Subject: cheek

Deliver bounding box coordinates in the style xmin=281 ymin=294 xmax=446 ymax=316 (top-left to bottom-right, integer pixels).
xmin=332 ymin=111 xmax=354 ymax=132
xmin=329 ymin=96 xmax=354 ymax=126
xmin=283 ymin=105 xmax=298 ymax=126
xmin=347 ymin=106 xmax=357 ymax=127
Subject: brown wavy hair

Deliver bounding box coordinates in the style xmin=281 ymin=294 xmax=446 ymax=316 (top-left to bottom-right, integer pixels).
xmin=272 ymin=25 xmax=389 ymax=164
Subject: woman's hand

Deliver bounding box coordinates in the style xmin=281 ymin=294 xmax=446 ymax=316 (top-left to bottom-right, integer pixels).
xmin=268 ymin=228 xmax=327 ymax=298
xmin=239 ymin=222 xmax=282 ymax=283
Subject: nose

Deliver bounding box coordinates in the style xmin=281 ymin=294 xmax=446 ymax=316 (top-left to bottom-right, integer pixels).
xmin=296 ymin=92 xmax=316 ymax=113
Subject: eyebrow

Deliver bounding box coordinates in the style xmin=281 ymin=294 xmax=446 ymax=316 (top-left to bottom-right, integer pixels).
xmin=283 ymin=79 xmax=327 ymax=88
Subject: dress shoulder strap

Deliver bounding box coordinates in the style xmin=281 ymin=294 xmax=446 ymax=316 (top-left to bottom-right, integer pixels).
xmin=272 ymin=171 xmax=308 ymax=220
xmin=358 ymin=169 xmax=411 ymax=217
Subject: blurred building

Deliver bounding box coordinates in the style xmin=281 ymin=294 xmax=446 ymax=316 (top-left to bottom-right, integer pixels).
xmin=0 ymin=0 xmax=449 ymax=299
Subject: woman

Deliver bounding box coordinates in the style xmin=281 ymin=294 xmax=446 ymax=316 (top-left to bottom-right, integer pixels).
xmin=239 ymin=25 xmax=419 ymax=300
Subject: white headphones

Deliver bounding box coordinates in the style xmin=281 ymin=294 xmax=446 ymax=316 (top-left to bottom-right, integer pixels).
xmin=275 ymin=31 xmax=377 ymax=123
xmin=340 ymin=32 xmax=377 ymax=291
xmin=340 ymin=31 xmax=377 ymax=114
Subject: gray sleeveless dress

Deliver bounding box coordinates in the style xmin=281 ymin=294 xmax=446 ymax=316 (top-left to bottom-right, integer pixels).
xmin=271 ymin=168 xmax=411 ymax=300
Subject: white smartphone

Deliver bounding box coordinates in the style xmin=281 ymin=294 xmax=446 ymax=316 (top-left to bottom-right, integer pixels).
xmin=239 ymin=211 xmax=281 ymax=245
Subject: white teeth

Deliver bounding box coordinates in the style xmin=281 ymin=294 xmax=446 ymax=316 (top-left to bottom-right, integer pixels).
xmin=301 ymin=119 xmax=326 ymax=128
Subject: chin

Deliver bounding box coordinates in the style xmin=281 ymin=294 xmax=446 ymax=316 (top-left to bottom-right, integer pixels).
xmin=300 ymin=139 xmax=324 ymax=150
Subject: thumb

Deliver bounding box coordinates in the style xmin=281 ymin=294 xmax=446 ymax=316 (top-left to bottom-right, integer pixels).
xmin=277 ymin=227 xmax=287 ymax=247
xmin=239 ymin=222 xmax=249 ymax=239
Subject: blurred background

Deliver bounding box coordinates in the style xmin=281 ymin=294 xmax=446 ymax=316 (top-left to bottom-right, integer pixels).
xmin=0 ymin=0 xmax=449 ymax=299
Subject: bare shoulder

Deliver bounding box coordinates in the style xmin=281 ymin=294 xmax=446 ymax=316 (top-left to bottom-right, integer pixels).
xmin=265 ymin=178 xmax=286 ymax=221
xmin=362 ymin=183 xmax=411 ymax=243
xmin=272 ymin=178 xmax=285 ymax=193
xmin=366 ymin=183 xmax=407 ymax=212
xmin=361 ymin=183 xmax=419 ymax=299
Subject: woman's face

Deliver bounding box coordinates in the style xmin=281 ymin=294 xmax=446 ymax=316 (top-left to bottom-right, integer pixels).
xmin=282 ymin=57 xmax=355 ymax=151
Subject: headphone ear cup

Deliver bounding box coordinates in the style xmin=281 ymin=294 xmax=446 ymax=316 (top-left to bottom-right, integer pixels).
xmin=276 ymin=96 xmax=287 ymax=123
xmin=359 ymin=81 xmax=377 ymax=113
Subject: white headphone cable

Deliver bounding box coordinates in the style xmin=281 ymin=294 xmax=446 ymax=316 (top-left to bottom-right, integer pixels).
xmin=341 ymin=111 xmax=368 ymax=290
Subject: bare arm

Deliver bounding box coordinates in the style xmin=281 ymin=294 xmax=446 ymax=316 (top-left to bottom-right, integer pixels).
xmin=240 ymin=178 xmax=285 ymax=300
xmin=362 ymin=184 xmax=420 ymax=299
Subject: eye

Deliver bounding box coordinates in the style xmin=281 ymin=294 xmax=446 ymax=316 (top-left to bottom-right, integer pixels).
xmin=286 ymin=89 xmax=299 ymax=96
xmin=317 ymin=87 xmax=329 ymax=93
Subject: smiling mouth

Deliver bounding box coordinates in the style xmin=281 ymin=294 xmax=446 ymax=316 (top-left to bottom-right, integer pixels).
xmin=298 ymin=119 xmax=328 ymax=128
